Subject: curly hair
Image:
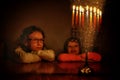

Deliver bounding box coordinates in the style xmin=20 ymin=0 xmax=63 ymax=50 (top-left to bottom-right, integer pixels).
xmin=63 ymin=37 xmax=81 ymax=53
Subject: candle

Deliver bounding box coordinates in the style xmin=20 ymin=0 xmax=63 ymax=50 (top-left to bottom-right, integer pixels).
xmin=72 ymin=5 xmax=75 ymax=27
xmin=79 ymin=6 xmax=82 ymax=27
xmin=86 ymin=5 xmax=89 ymax=25
xmin=93 ymin=7 xmax=96 ymax=28
xmin=76 ymin=6 xmax=79 ymax=25
xmin=81 ymin=8 xmax=84 ymax=27
xmin=90 ymin=7 xmax=92 ymax=27
xmin=99 ymin=11 xmax=102 ymax=25
xmin=97 ymin=9 xmax=100 ymax=29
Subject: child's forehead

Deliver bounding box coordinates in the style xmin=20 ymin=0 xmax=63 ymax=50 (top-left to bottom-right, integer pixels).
xmin=69 ymin=39 xmax=78 ymax=42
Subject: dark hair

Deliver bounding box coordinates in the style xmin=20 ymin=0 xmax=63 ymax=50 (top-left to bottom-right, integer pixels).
xmin=63 ymin=37 xmax=81 ymax=53
xmin=18 ymin=25 xmax=45 ymax=51
xmin=21 ymin=25 xmax=45 ymax=40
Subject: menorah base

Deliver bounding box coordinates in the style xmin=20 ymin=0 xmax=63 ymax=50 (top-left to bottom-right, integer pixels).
xmin=78 ymin=65 xmax=94 ymax=75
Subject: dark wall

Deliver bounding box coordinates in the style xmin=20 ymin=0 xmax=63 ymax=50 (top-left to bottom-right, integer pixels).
xmin=0 ymin=0 xmax=117 ymax=63
xmin=97 ymin=0 xmax=117 ymax=63
xmin=1 ymin=0 xmax=72 ymax=53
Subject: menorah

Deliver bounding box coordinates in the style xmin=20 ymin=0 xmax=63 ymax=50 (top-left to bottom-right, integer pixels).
xmin=70 ymin=0 xmax=105 ymax=74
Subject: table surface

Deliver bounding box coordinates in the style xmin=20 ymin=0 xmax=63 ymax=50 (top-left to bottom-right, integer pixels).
xmin=0 ymin=60 xmax=115 ymax=80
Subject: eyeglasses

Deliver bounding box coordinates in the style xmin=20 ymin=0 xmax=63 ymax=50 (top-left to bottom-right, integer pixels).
xmin=28 ymin=38 xmax=44 ymax=43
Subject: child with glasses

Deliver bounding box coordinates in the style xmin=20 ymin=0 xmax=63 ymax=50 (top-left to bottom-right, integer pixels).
xmin=12 ymin=25 xmax=55 ymax=63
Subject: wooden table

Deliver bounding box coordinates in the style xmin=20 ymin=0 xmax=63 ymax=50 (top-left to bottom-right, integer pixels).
xmin=0 ymin=60 xmax=115 ymax=80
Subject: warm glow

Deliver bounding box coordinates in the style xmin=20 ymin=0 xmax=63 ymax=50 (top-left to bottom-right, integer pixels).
xmin=86 ymin=5 xmax=89 ymax=11
xmin=71 ymin=0 xmax=105 ymax=52
xmin=72 ymin=5 xmax=102 ymax=28
xmin=72 ymin=5 xmax=76 ymax=26
xmin=76 ymin=6 xmax=79 ymax=25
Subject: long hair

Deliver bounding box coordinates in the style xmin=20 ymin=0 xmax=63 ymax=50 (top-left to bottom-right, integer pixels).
xmin=63 ymin=37 xmax=81 ymax=53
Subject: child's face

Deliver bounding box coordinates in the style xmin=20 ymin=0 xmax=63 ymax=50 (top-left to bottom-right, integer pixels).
xmin=67 ymin=41 xmax=80 ymax=54
xmin=27 ymin=31 xmax=44 ymax=51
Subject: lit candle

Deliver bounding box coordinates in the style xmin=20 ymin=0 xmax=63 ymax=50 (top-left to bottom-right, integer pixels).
xmin=97 ymin=9 xmax=100 ymax=29
xmin=76 ymin=6 xmax=79 ymax=25
xmin=79 ymin=6 xmax=82 ymax=27
xmin=81 ymin=8 xmax=84 ymax=27
xmin=90 ymin=7 xmax=92 ymax=27
xmin=86 ymin=5 xmax=89 ymax=25
xmin=99 ymin=11 xmax=102 ymax=25
xmin=93 ymin=7 xmax=96 ymax=28
xmin=72 ymin=5 xmax=75 ymax=27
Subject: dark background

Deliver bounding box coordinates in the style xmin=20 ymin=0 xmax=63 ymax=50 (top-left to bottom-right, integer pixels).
xmin=0 ymin=0 xmax=117 ymax=64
